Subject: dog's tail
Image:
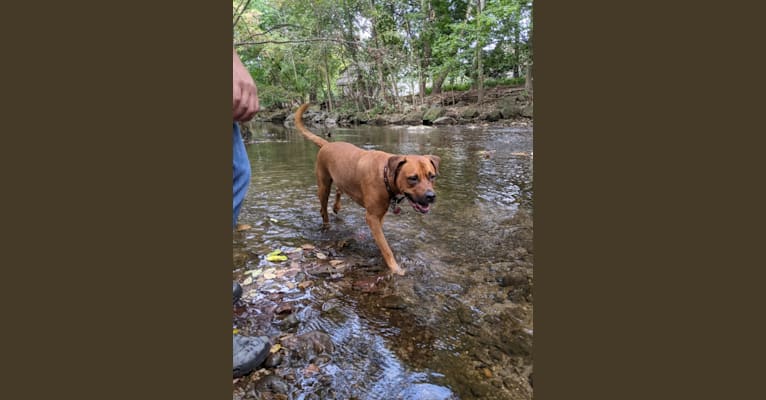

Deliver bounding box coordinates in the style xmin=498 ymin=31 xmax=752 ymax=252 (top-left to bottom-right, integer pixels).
xmin=294 ymin=103 xmax=329 ymax=148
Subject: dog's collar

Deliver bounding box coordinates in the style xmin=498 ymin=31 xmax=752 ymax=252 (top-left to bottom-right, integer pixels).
xmin=383 ymin=165 xmax=405 ymax=214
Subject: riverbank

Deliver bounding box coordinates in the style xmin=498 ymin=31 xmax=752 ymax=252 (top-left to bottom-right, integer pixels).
xmin=245 ymin=85 xmax=533 ymax=132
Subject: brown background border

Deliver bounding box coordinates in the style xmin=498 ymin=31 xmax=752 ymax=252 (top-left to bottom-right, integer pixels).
xmin=535 ymin=1 xmax=765 ymax=399
xmin=3 ymin=1 xmax=232 ymax=399
xmin=3 ymin=1 xmax=764 ymax=398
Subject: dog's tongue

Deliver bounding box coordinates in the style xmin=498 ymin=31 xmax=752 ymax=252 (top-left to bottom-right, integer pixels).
xmin=411 ymin=201 xmax=430 ymax=214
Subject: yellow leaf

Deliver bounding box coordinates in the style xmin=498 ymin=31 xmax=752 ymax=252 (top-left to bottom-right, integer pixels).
xmin=266 ymin=254 xmax=288 ymax=262
xmin=270 ymin=344 xmax=282 ymax=353
xmin=233 ymin=329 xmax=239 ymax=335
xmin=267 ymin=249 xmax=284 ymax=257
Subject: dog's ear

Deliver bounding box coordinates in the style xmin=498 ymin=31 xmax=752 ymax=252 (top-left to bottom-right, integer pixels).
xmin=427 ymin=155 xmax=441 ymax=174
xmin=387 ymin=156 xmax=407 ymax=180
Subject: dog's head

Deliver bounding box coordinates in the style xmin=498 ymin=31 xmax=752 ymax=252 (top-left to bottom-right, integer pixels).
xmin=388 ymin=155 xmax=441 ymax=214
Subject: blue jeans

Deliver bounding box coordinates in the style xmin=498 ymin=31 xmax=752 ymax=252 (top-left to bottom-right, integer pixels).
xmin=233 ymin=123 xmax=251 ymax=227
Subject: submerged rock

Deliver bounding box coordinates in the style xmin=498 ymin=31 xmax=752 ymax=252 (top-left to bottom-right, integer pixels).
xmin=399 ymin=383 xmax=457 ymax=400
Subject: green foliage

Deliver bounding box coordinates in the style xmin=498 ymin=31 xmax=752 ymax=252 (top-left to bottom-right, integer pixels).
xmin=233 ymin=0 xmax=533 ymax=109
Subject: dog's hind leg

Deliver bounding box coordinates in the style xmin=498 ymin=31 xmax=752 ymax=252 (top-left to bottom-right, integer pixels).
xmin=332 ymin=188 xmax=342 ymax=214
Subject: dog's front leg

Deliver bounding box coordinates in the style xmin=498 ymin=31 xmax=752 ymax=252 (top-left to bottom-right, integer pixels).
xmin=365 ymin=211 xmax=405 ymax=275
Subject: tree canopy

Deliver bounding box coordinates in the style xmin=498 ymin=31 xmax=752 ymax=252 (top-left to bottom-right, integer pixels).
xmin=233 ymin=0 xmax=532 ymax=111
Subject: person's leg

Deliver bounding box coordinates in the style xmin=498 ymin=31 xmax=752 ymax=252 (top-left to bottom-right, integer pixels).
xmin=232 ymin=122 xmax=270 ymax=377
xmin=233 ymin=122 xmax=251 ymax=227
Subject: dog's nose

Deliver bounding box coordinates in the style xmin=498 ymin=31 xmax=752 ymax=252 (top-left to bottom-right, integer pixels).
xmin=425 ymin=190 xmax=436 ymax=203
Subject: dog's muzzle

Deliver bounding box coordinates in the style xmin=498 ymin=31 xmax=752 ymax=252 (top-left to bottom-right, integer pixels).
xmin=406 ymin=190 xmax=436 ymax=214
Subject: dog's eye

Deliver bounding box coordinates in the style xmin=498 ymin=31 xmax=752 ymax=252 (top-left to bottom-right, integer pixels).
xmin=428 ymin=174 xmax=437 ymax=181
xmin=407 ymin=175 xmax=419 ymax=184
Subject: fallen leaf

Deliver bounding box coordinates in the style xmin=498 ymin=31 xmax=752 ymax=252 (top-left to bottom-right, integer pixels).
xmin=269 ymin=218 xmax=279 ymax=223
xmin=244 ymin=269 xmax=263 ymax=277
xmin=329 ymin=260 xmax=344 ymax=267
xmin=233 ymin=329 xmax=239 ymax=335
xmin=301 ymin=244 xmax=315 ymax=250
xmin=315 ymin=252 xmax=328 ymax=260
xmin=270 ymin=344 xmax=282 ymax=353
xmin=242 ymin=276 xmax=253 ymax=286
xmin=304 ymin=364 xmax=320 ymax=376
xmin=263 ymin=269 xmax=277 ymax=279
xmin=235 ymin=224 xmax=251 ymax=231
xmin=298 ymin=281 xmax=314 ymax=290
xmin=266 ymin=254 xmax=288 ymax=262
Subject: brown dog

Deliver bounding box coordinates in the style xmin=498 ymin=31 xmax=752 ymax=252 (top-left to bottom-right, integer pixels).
xmin=294 ymin=103 xmax=440 ymax=275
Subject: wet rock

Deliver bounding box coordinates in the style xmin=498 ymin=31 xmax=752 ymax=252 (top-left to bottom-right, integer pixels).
xmin=263 ymin=350 xmax=284 ymax=368
xmin=352 ymin=275 xmax=385 ymax=293
xmin=387 ymin=114 xmax=406 ymax=125
xmin=380 ymin=294 xmax=407 ymax=310
xmin=399 ymin=383 xmax=457 ymax=400
xmin=432 ymin=116 xmax=457 ymax=126
xmin=306 ymin=264 xmax=336 ymax=278
xmin=281 ymin=331 xmax=334 ymax=361
xmin=423 ymin=106 xmax=445 ymax=124
xmin=233 ymin=335 xmax=271 ymax=378
xmin=468 ymin=381 xmax=491 ymax=397
xmin=403 ymin=110 xmax=425 ymax=125
xmin=461 ymin=107 xmax=480 ymax=118
xmin=483 ymin=110 xmax=502 ymax=122
xmin=253 ymin=374 xmax=290 ymax=396
xmin=269 ymin=111 xmax=288 ymax=124
xmin=456 ymin=305 xmax=475 ymax=325
xmin=497 ymin=328 xmax=533 ymax=357
xmin=277 ymin=313 xmax=300 ymax=331
xmin=233 ymin=250 xmax=249 ymax=268
xmin=349 ymin=112 xmax=369 ymax=125
xmin=521 ymin=103 xmax=533 ymax=118
xmin=500 ymin=97 xmax=524 ymax=118
xmin=499 ymin=267 xmax=530 ymax=287
xmin=370 ymin=117 xmax=388 ymax=126
xmin=275 ymin=303 xmax=293 ymax=314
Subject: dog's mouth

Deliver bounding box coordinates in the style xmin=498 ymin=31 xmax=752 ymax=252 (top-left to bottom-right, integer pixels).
xmin=405 ymin=193 xmax=433 ymax=214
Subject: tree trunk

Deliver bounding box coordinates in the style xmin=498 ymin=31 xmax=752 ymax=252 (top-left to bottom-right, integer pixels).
xmin=476 ymin=0 xmax=485 ymax=104
xmin=323 ymin=49 xmax=333 ymax=113
xmin=418 ymin=0 xmax=432 ymax=100
xmin=431 ymin=69 xmax=448 ymax=94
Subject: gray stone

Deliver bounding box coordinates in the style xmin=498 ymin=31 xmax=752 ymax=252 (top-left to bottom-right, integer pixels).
xmin=461 ymin=107 xmax=480 ymax=118
xmin=521 ymin=103 xmax=533 ymax=118
xmin=233 ymin=335 xmax=271 ymax=378
xmin=432 ymin=116 xmax=457 ymax=126
xmin=483 ymin=110 xmax=502 ymax=122
xmin=423 ymin=106 xmax=445 ymax=123
xmin=403 ymin=110 xmax=425 ymax=125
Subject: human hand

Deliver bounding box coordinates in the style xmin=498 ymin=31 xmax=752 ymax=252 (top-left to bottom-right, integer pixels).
xmin=233 ymin=49 xmax=260 ymax=122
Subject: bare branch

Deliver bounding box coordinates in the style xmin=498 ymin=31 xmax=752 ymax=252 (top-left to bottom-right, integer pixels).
xmin=235 ymin=38 xmax=361 ymax=47
xmin=256 ymin=24 xmax=304 ymax=37
xmin=233 ymin=0 xmax=253 ymax=28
